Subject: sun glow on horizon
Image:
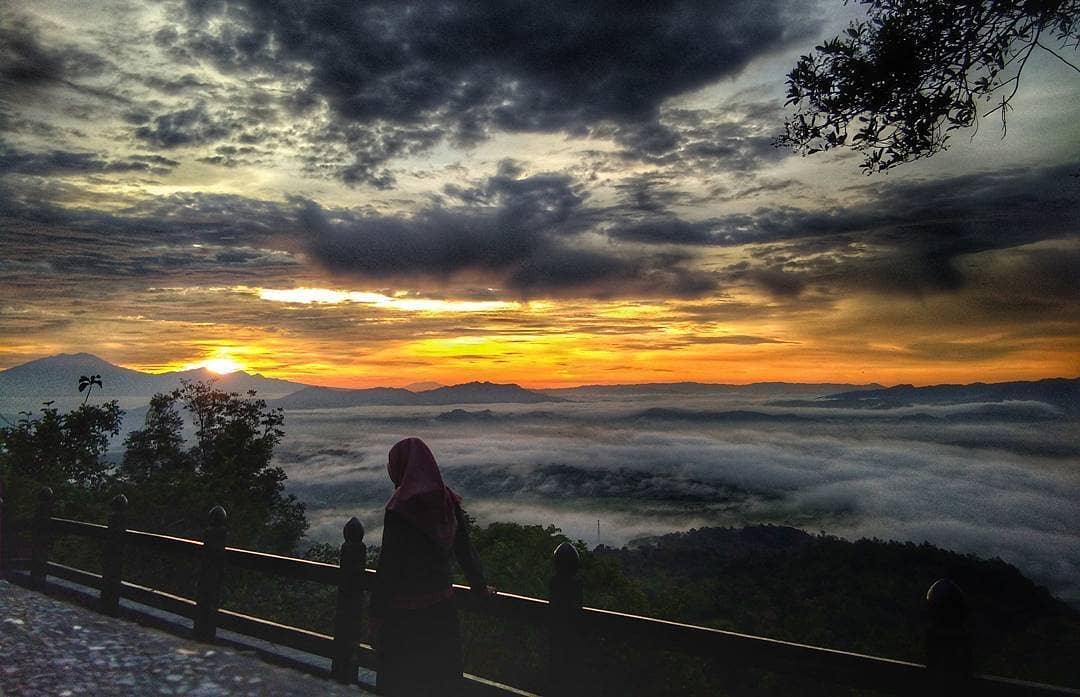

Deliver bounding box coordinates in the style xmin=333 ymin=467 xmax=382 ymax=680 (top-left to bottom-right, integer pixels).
xmin=180 ymin=356 xmax=246 ymax=374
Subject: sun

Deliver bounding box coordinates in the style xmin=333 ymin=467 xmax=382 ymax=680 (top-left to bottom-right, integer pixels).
xmin=201 ymin=357 xmax=245 ymax=374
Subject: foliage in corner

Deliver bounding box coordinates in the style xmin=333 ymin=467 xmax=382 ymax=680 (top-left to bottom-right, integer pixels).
xmin=778 ymin=0 xmax=1080 ymax=172
xmin=0 ymin=400 xmax=123 ymax=517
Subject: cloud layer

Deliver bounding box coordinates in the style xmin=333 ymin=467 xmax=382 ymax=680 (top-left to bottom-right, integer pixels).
xmin=155 ymin=0 xmax=818 ymax=184
xmin=276 ymin=392 xmax=1080 ymax=606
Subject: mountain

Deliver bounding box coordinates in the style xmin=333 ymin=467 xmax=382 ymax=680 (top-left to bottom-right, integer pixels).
xmin=539 ymin=381 xmax=883 ymax=400
xmin=0 ymin=353 xmax=162 ymax=402
xmin=169 ymin=367 xmax=302 ymax=398
xmin=275 ymin=386 xmax=422 ymax=409
xmin=786 ymin=378 xmax=1080 ymax=415
xmin=274 ymin=381 xmax=564 ymax=409
xmin=403 ymin=381 xmax=445 ymax=392
xmin=0 ymin=353 xmax=306 ymax=413
xmin=1 ymin=355 xmax=560 ymax=414
xmin=418 ymin=381 xmax=563 ymax=405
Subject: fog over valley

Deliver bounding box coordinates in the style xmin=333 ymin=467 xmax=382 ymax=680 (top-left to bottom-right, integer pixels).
xmin=272 ymin=383 xmax=1080 ymax=606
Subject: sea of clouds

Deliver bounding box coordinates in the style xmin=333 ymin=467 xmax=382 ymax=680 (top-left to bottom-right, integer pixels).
xmin=273 ymin=391 xmax=1080 ymax=605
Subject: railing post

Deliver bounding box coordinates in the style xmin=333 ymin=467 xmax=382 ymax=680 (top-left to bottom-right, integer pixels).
xmin=548 ymin=541 xmax=583 ymax=697
xmin=331 ymin=516 xmax=367 ymax=684
xmin=194 ymin=505 xmax=228 ymax=642
xmin=100 ymin=493 xmax=128 ymax=616
xmin=925 ymin=578 xmax=972 ymax=695
xmin=30 ymin=486 xmax=54 ymax=589
xmin=0 ymin=481 xmax=7 ymax=579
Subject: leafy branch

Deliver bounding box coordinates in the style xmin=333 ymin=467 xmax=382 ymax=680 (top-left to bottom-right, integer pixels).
xmin=778 ymin=0 xmax=1080 ymax=173
xmin=78 ymin=374 xmax=103 ymax=405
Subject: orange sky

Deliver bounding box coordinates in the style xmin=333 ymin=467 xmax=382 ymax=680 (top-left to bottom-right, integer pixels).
xmin=89 ymin=286 xmax=1077 ymax=389
xmin=2 ymin=3 xmax=1077 ymax=389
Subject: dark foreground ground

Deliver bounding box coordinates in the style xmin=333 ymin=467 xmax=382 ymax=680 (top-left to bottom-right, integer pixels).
xmin=0 ymin=580 xmax=374 ymax=696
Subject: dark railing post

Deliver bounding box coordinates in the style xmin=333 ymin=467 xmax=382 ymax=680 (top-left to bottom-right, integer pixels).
xmin=331 ymin=516 xmax=367 ymax=684
xmin=194 ymin=505 xmax=228 ymax=642
xmin=0 ymin=481 xmax=7 ymax=579
xmin=100 ymin=493 xmax=128 ymax=616
xmin=548 ymin=541 xmax=583 ymax=697
xmin=30 ymin=486 xmax=54 ymax=589
xmin=925 ymin=578 xmax=973 ymax=695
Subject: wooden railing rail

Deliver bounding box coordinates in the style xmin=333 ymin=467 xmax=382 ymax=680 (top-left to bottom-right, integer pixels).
xmin=1 ymin=487 xmax=1079 ymax=697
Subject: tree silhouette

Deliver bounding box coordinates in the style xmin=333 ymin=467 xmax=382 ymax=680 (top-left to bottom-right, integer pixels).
xmin=119 ymin=381 xmax=306 ymax=552
xmin=78 ymin=374 xmax=102 ymax=405
xmin=779 ymin=0 xmax=1080 ymax=172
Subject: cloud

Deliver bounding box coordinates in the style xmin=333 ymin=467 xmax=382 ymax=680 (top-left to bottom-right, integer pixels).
xmin=275 ymin=392 xmax=1080 ymax=604
xmin=0 ymin=17 xmax=128 ymax=109
xmin=0 ymin=147 xmax=179 ymax=177
xmin=619 ymin=163 xmax=1080 ymax=299
xmin=606 ymin=103 xmax=793 ymax=173
xmin=0 ymin=20 xmax=108 ymax=88
xmin=302 ymin=164 xmax=719 ymax=297
xmin=133 ymin=102 xmax=237 ymax=148
xmin=159 ymin=0 xmax=820 ymax=184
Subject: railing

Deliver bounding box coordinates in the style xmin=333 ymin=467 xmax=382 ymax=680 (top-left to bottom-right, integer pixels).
xmin=1 ymin=486 xmax=1079 ymax=697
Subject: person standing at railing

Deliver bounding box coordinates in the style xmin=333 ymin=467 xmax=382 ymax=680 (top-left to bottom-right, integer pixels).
xmin=371 ymin=437 xmax=493 ymax=697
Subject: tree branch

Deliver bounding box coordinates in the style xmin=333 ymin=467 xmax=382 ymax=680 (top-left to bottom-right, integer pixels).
xmin=1036 ymin=41 xmax=1080 ymax=71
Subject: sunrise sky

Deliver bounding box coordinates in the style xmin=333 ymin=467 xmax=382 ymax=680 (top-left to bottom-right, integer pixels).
xmin=1 ymin=1 xmax=1078 ymax=388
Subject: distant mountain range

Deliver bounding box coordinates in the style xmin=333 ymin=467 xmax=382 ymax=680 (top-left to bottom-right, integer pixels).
xmin=0 ymin=354 xmax=562 ymax=412
xmin=1 ymin=354 xmax=1076 ymax=415
xmin=775 ymin=378 xmax=1080 ymax=415
xmin=538 ymin=381 xmax=884 ymax=399
xmin=0 ymin=353 xmax=301 ymax=410
xmin=275 ymin=382 xmax=564 ymax=409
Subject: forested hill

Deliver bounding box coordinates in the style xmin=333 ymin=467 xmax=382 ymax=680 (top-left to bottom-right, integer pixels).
xmin=593 ymin=525 xmax=1080 ymax=688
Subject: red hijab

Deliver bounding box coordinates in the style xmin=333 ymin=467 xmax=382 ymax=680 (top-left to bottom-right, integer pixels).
xmin=385 ymin=437 xmax=462 ymax=551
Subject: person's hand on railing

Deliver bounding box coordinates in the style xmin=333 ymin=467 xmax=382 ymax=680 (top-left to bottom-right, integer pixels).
xmin=472 ymin=584 xmax=497 ymax=600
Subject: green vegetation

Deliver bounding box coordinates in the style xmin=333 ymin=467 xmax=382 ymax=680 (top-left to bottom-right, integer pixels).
xmin=119 ymin=381 xmax=305 ymax=551
xmin=1 ymin=379 xmax=309 ymax=619
xmin=0 ymin=400 xmax=123 ymax=519
xmin=457 ymin=523 xmax=1080 ymax=695
xmin=1 ymin=380 xmax=305 ymax=551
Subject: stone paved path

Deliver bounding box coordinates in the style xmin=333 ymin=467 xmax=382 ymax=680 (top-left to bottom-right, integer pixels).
xmin=0 ymin=581 xmax=374 ymax=696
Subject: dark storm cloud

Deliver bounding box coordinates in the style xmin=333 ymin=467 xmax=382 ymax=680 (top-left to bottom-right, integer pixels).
xmin=605 ymin=163 xmax=1080 ymax=299
xmin=726 ymin=166 xmax=1078 ymax=249
xmin=611 ymin=218 xmax=718 ymax=245
xmin=0 ymin=148 xmax=179 ymax=177
xmin=606 ymin=105 xmax=791 ymax=172
xmin=0 ymin=164 xmax=717 ymax=298
xmin=0 ymin=180 xmax=305 ymax=295
xmin=302 ymin=165 xmax=718 ymax=297
xmin=164 ymin=0 xmax=820 ymax=184
xmin=143 ymin=72 xmax=216 ymax=95
xmin=197 ymin=144 xmax=264 ymax=168
xmin=133 ymin=102 xmax=237 ymax=148
xmin=0 ymin=21 xmax=108 ymax=88
xmin=0 ymin=19 xmax=129 ymax=108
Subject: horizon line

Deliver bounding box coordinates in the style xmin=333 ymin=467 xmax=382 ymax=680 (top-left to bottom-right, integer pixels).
xmin=1 ymin=352 xmax=1077 ymax=392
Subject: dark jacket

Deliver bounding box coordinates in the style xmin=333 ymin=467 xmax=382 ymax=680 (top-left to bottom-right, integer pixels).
xmin=371 ymin=503 xmax=486 ymax=618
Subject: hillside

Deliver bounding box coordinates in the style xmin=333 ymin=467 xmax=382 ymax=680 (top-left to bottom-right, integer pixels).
xmin=593 ymin=526 xmax=1080 ymax=689
xmin=455 ymin=521 xmax=1080 ymax=695
xmin=274 ymin=381 xmax=563 ymax=408
xmin=0 ymin=353 xmax=305 ymax=412
xmin=539 ymin=381 xmax=883 ymax=400
xmin=0 ymin=355 xmax=563 ymax=414
xmin=776 ymin=378 xmax=1080 ymax=415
